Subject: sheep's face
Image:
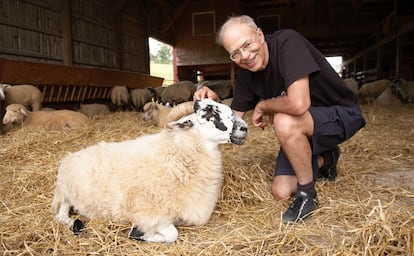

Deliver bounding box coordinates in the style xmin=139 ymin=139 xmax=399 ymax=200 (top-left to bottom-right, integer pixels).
xmin=193 ymin=99 xmax=248 ymax=145
xmin=3 ymin=104 xmax=28 ymax=125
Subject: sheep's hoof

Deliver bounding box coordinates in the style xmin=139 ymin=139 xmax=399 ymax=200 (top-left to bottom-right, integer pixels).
xmin=72 ymin=219 xmax=84 ymax=235
xmin=129 ymin=227 xmax=145 ymax=241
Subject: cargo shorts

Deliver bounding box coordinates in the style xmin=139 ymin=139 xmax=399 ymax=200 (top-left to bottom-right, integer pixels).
xmin=274 ymin=104 xmax=366 ymax=178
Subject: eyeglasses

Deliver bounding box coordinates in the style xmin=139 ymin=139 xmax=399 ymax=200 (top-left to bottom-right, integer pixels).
xmin=229 ymin=29 xmax=259 ymax=62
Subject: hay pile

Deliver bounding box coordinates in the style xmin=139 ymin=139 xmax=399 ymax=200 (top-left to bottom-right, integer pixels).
xmin=1 ymin=105 xmax=413 ymax=255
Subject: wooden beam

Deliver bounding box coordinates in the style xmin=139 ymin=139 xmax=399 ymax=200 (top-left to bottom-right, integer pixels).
xmin=113 ymin=0 xmax=129 ymax=13
xmin=341 ymin=20 xmax=414 ymax=66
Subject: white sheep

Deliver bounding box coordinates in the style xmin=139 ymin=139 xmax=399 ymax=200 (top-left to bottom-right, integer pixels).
xmin=3 ymin=103 xmax=89 ymax=131
xmin=142 ymin=101 xmax=172 ymax=128
xmin=51 ymin=99 xmax=248 ymax=243
xmin=110 ymin=85 xmax=130 ymax=111
xmin=160 ymin=81 xmax=196 ymax=105
xmin=130 ymin=88 xmax=152 ymax=111
xmin=358 ymin=79 xmax=391 ymax=104
xmin=78 ymin=103 xmax=110 ymax=117
xmin=1 ymin=83 xmax=43 ymax=111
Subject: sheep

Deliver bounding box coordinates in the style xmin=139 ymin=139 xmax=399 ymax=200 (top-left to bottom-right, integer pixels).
xmin=130 ymin=88 xmax=152 ymax=111
xmin=343 ymin=78 xmax=359 ymax=94
xmin=148 ymin=86 xmax=166 ymax=103
xmin=0 ymin=86 xmax=5 ymax=135
xmin=3 ymin=103 xmax=89 ymax=131
xmin=142 ymin=101 xmax=172 ymax=128
xmin=373 ymin=87 xmax=402 ymax=107
xmin=78 ymin=103 xmax=110 ymax=117
xmin=391 ymin=78 xmax=414 ymax=103
xmin=51 ymin=98 xmax=248 ymax=243
xmin=197 ymin=80 xmax=233 ymax=100
xmin=1 ymin=83 xmax=43 ymax=111
xmin=358 ymin=79 xmax=391 ymax=104
xmin=110 ymin=85 xmax=130 ymax=111
xmin=160 ymin=81 xmax=197 ymax=105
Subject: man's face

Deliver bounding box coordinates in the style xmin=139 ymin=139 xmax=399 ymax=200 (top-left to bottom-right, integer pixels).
xmin=222 ymin=23 xmax=268 ymax=72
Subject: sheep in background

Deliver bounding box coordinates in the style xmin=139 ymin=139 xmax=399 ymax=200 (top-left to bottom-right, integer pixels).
xmin=1 ymin=83 xmax=43 ymax=111
xmin=374 ymin=87 xmax=402 ymax=107
xmin=160 ymin=81 xmax=196 ymax=106
xmin=130 ymin=88 xmax=152 ymax=111
xmin=343 ymin=78 xmax=359 ymax=94
xmin=78 ymin=103 xmax=110 ymax=117
xmin=391 ymin=78 xmax=414 ymax=103
xmin=148 ymin=86 xmax=166 ymax=103
xmin=197 ymin=80 xmax=233 ymax=100
xmin=51 ymin=99 xmax=248 ymax=243
xmin=111 ymin=85 xmax=130 ymax=111
xmin=3 ymin=103 xmax=89 ymax=131
xmin=358 ymin=79 xmax=391 ymax=104
xmin=221 ymin=97 xmax=233 ymax=107
xmin=142 ymin=101 xmax=172 ymax=128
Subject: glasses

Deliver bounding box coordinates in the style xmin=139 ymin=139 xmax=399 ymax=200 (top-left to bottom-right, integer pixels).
xmin=229 ymin=29 xmax=259 ymax=62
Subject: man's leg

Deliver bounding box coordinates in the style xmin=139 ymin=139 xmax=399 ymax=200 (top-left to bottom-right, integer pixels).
xmin=271 ymin=111 xmax=318 ymax=223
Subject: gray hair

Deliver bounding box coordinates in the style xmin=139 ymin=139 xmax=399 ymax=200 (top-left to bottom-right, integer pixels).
xmin=216 ymin=15 xmax=258 ymax=46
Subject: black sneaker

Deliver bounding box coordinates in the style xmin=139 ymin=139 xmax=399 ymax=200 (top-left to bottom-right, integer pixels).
xmin=318 ymin=146 xmax=340 ymax=181
xmin=282 ymin=191 xmax=318 ymax=223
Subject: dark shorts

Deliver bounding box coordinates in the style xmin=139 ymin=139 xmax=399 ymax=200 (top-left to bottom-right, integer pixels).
xmin=274 ymin=104 xmax=366 ymax=178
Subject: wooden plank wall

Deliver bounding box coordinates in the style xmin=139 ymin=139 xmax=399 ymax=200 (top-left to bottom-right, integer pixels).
xmin=0 ymin=0 xmax=149 ymax=74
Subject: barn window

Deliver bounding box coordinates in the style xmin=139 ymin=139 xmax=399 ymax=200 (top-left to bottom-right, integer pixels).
xmin=257 ymin=15 xmax=280 ymax=35
xmin=192 ymin=11 xmax=216 ymax=36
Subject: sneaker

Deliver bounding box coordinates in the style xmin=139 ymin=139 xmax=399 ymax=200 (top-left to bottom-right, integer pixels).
xmin=282 ymin=191 xmax=318 ymax=223
xmin=318 ymin=146 xmax=340 ymax=181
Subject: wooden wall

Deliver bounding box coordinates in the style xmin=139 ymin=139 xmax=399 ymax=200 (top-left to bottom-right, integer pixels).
xmin=0 ymin=0 xmax=150 ymax=74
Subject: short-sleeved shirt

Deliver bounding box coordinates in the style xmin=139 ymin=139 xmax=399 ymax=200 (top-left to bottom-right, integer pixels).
xmin=231 ymin=29 xmax=358 ymax=112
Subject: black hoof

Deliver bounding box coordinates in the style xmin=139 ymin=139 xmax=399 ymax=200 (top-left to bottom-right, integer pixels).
xmin=129 ymin=227 xmax=145 ymax=241
xmin=72 ymin=219 xmax=84 ymax=235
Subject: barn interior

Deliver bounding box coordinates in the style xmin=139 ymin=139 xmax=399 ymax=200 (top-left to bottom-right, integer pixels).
xmin=0 ymin=1 xmax=414 ymax=255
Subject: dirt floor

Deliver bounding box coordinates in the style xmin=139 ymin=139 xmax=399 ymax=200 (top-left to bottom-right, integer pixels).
xmin=0 ymin=104 xmax=413 ymax=255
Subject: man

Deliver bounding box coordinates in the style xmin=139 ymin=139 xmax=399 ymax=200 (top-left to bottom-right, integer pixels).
xmin=194 ymin=15 xmax=366 ymax=223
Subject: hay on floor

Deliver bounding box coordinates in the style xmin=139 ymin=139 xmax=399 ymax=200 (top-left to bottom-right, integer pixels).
xmin=0 ymin=105 xmax=413 ymax=255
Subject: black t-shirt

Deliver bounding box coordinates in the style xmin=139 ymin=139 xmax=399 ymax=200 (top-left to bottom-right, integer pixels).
xmin=231 ymin=29 xmax=358 ymax=112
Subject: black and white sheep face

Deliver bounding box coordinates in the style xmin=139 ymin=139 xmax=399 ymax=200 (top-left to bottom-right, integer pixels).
xmin=194 ymin=99 xmax=248 ymax=145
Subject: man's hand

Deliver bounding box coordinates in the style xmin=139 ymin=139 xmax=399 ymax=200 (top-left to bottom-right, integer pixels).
xmin=193 ymin=86 xmax=220 ymax=101
xmin=252 ymin=108 xmax=266 ymax=130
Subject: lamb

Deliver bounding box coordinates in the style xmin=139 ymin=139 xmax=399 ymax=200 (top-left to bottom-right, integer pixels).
xmin=110 ymin=85 xmax=130 ymax=111
xmin=1 ymin=83 xmax=43 ymax=111
xmin=358 ymin=79 xmax=391 ymax=104
xmin=51 ymin=99 xmax=248 ymax=243
xmin=3 ymin=103 xmax=89 ymax=131
xmin=78 ymin=103 xmax=110 ymax=117
xmin=160 ymin=81 xmax=197 ymax=105
xmin=130 ymin=88 xmax=152 ymax=111
xmin=142 ymin=101 xmax=172 ymax=128
xmin=148 ymin=86 xmax=166 ymax=103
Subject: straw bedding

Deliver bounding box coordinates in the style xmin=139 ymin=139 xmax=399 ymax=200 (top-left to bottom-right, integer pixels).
xmin=1 ymin=105 xmax=413 ymax=255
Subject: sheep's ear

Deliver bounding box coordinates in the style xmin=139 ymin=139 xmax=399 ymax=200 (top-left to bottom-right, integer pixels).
xmin=167 ymin=118 xmax=194 ymax=129
xmin=20 ymin=107 xmax=29 ymax=117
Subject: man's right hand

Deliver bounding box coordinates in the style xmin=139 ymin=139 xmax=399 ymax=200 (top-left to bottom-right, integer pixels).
xmin=193 ymin=86 xmax=220 ymax=101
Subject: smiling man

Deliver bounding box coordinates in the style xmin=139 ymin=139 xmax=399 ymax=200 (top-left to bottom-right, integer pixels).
xmin=194 ymin=15 xmax=366 ymax=223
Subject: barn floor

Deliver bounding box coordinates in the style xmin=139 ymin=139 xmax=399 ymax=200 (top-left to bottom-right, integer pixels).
xmin=0 ymin=104 xmax=413 ymax=255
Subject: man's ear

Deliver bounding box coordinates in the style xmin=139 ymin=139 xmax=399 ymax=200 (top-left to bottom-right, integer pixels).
xmin=167 ymin=119 xmax=194 ymax=129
